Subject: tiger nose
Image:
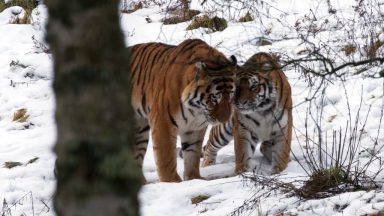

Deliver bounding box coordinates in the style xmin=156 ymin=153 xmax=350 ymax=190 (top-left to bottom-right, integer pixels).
xmin=236 ymin=98 xmax=247 ymax=106
xmin=235 ymin=89 xmax=247 ymax=105
xmin=216 ymin=95 xmax=232 ymax=123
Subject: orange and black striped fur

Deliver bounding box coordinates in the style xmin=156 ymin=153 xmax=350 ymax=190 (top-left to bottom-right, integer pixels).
xmin=202 ymin=52 xmax=292 ymax=174
xmin=129 ymin=39 xmax=237 ymax=182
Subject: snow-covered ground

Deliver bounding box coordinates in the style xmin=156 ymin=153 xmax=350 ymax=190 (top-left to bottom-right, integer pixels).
xmin=0 ymin=0 xmax=383 ymax=215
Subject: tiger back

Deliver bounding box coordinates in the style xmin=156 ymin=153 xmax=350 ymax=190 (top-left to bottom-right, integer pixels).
xmin=202 ymin=52 xmax=292 ymax=175
xmin=129 ymin=39 xmax=237 ymax=182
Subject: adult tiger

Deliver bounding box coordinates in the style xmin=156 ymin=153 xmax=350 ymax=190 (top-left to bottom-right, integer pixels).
xmin=129 ymin=39 xmax=237 ymax=182
xmin=202 ymin=52 xmax=292 ymax=175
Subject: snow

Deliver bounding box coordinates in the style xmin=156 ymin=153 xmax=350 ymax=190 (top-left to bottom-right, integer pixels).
xmin=0 ymin=0 xmax=384 ymax=216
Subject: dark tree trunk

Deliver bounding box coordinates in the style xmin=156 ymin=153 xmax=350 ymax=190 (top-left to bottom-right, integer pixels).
xmin=45 ymin=0 xmax=141 ymax=215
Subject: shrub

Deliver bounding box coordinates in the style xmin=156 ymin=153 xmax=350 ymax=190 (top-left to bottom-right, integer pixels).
xmin=0 ymin=0 xmax=38 ymax=24
xmin=186 ymin=15 xmax=227 ymax=32
xmin=120 ymin=1 xmax=143 ymax=14
xmin=239 ymin=11 xmax=253 ymax=22
xmin=163 ymin=9 xmax=200 ymax=25
xmin=191 ymin=195 xmax=210 ymax=205
xmin=342 ymin=44 xmax=357 ymax=56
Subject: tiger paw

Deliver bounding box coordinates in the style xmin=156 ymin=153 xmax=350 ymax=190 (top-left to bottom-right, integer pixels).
xmin=270 ymin=164 xmax=287 ymax=175
xmin=235 ymin=164 xmax=250 ymax=174
xmin=159 ymin=173 xmax=182 ymax=182
xmin=201 ymin=158 xmax=216 ymax=167
xmin=184 ymin=173 xmax=205 ymax=181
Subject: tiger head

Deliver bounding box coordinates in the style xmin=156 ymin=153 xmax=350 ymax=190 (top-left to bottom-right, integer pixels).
xmin=182 ymin=55 xmax=237 ymax=125
xmin=234 ymin=52 xmax=280 ymax=114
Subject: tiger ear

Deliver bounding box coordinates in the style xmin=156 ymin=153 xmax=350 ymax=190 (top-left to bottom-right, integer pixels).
xmin=229 ymin=55 xmax=237 ymax=65
xmin=195 ymin=61 xmax=207 ymax=80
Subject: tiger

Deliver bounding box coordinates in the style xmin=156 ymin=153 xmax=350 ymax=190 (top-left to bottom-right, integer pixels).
xmin=202 ymin=52 xmax=292 ymax=175
xmin=129 ymin=39 xmax=237 ymax=182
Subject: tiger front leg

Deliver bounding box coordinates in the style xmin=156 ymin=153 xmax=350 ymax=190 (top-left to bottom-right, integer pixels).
xmin=202 ymin=121 xmax=233 ymax=167
xmin=181 ymin=129 xmax=206 ymax=180
xmin=263 ymin=131 xmax=291 ymax=175
xmin=233 ymin=121 xmax=256 ymax=174
xmin=150 ymin=118 xmax=182 ymax=182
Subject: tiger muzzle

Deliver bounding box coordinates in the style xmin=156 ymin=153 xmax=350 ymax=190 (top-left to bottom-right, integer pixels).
xmin=212 ymin=93 xmax=232 ymax=123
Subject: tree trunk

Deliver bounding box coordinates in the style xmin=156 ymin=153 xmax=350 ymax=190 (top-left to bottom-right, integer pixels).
xmin=45 ymin=0 xmax=141 ymax=215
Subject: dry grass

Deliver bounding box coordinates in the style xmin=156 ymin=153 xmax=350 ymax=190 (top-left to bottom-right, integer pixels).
xmin=0 ymin=0 xmax=37 ymax=24
xmin=121 ymin=1 xmax=143 ymax=14
xmin=186 ymin=15 xmax=227 ymax=32
xmin=299 ymin=168 xmax=352 ymax=199
xmin=12 ymin=108 xmax=29 ymax=123
xmin=163 ymin=9 xmax=200 ymax=25
xmin=369 ymin=210 xmax=384 ymax=216
xmin=3 ymin=157 xmax=39 ymax=169
xmin=342 ymin=44 xmax=357 ymax=56
xmin=191 ymin=195 xmax=210 ymax=205
xmin=27 ymin=157 xmax=39 ymax=165
xmin=239 ymin=12 xmax=253 ymax=22
xmin=365 ymin=39 xmax=384 ymax=59
xmin=9 ymin=9 xmax=32 ymax=24
xmin=4 ymin=161 xmax=23 ymax=169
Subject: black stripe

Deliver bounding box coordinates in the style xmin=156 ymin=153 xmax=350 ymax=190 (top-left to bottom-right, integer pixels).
xmin=188 ymin=100 xmax=200 ymax=109
xmin=137 ymin=44 xmax=158 ymax=90
xmin=245 ymin=114 xmax=260 ymax=126
xmin=250 ymin=143 xmax=255 ymax=153
xmin=180 ymin=102 xmax=187 ymax=123
xmin=275 ymin=96 xmax=289 ymax=123
xmin=238 ymin=121 xmax=248 ymax=130
xmin=277 ymin=73 xmax=284 ymax=102
xmin=223 ymin=122 xmax=232 ymax=135
xmin=175 ymin=39 xmax=202 ymax=57
xmin=135 ymin=154 xmax=144 ymax=160
xmin=251 ymin=134 xmax=258 ymax=142
xmin=136 ymin=139 xmax=148 ymax=145
xmin=139 ymin=45 xmax=161 ymax=92
xmin=168 ymin=105 xmax=178 ymax=128
xmin=141 ymin=45 xmax=162 ymax=91
xmin=212 ymin=78 xmax=231 ymax=84
xmin=181 ymin=140 xmax=201 ymax=151
xmin=141 ymin=92 xmax=147 ymax=114
xmin=205 ymin=85 xmax=211 ymax=93
xmin=192 ymin=86 xmax=201 ymax=99
xmin=199 ymin=120 xmax=207 ymax=127
xmin=208 ymin=138 xmax=222 ymax=150
xmin=199 ymin=93 xmax=205 ymax=102
xmin=213 ymin=132 xmax=221 ymax=145
xmin=130 ymin=43 xmax=153 ymax=80
xmin=188 ymin=109 xmax=195 ymax=117
xmin=137 ymin=147 xmax=147 ymax=152
xmin=148 ymin=47 xmax=171 ymax=88
xmin=136 ymin=109 xmax=144 ymax=117
xmin=138 ymin=125 xmax=150 ymax=134
xmin=219 ymin=130 xmax=230 ymax=144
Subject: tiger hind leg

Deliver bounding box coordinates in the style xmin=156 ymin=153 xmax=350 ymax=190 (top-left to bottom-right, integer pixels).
xmin=133 ymin=117 xmax=150 ymax=168
xmin=133 ymin=117 xmax=151 ymax=183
